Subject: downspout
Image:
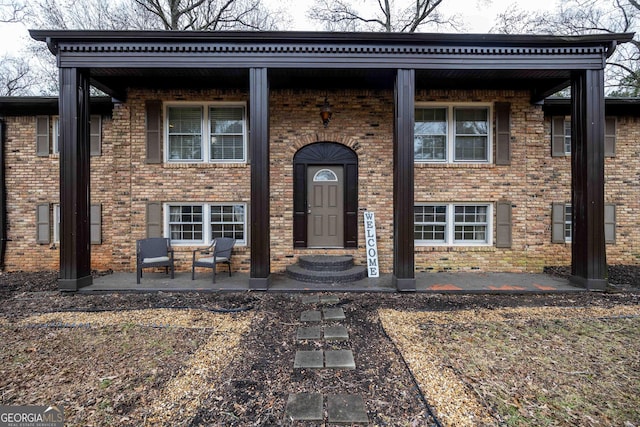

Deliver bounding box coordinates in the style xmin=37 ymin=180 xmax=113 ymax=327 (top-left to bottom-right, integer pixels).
xmin=0 ymin=118 xmax=7 ymax=271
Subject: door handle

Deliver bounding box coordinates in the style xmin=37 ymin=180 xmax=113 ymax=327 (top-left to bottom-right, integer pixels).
xmin=307 ymin=204 xmax=311 ymax=214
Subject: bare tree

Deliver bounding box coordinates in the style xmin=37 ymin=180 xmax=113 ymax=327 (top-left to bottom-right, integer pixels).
xmin=0 ymin=55 xmax=34 ymax=96
xmin=0 ymin=0 xmax=28 ymax=22
xmin=493 ymin=0 xmax=640 ymax=94
xmin=307 ymin=0 xmax=461 ymax=32
xmin=28 ymin=0 xmax=141 ymax=30
xmin=131 ymin=0 xmax=286 ymax=30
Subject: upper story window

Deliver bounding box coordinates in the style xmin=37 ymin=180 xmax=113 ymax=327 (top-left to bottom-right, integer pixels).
xmin=552 ymin=116 xmax=616 ymax=157
xmin=166 ymin=103 xmax=246 ymax=163
xmin=415 ymin=105 xmax=491 ymax=163
xmin=38 ymin=115 xmax=101 ymax=157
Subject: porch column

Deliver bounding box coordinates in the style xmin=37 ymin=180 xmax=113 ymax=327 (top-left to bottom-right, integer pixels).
xmin=58 ymin=67 xmax=92 ymax=291
xmin=393 ymin=69 xmax=416 ymax=291
xmin=570 ymin=69 xmax=607 ymax=290
xmin=249 ymin=67 xmax=271 ymax=290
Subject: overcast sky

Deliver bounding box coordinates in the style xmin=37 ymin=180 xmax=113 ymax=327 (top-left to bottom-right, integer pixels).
xmin=0 ymin=0 xmax=559 ymax=56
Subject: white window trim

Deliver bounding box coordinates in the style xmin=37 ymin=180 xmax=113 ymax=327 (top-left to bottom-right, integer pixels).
xmin=415 ymin=102 xmax=493 ymax=164
xmin=415 ymin=202 xmax=493 ymax=246
xmin=163 ymin=202 xmax=247 ymax=246
xmin=164 ymin=102 xmax=248 ymax=164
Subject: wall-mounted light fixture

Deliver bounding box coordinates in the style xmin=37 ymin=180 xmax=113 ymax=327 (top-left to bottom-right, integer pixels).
xmin=320 ymin=96 xmax=332 ymax=128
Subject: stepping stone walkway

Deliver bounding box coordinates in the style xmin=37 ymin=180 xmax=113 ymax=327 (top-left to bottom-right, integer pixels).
xmin=286 ymin=295 xmax=369 ymax=424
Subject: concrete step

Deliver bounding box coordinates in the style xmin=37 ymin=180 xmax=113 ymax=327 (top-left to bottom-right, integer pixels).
xmin=298 ymin=255 xmax=355 ymax=272
xmin=286 ymin=263 xmax=367 ymax=284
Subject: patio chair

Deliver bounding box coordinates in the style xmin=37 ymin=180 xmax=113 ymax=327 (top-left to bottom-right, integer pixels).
xmin=191 ymin=237 xmax=235 ymax=283
xmin=136 ymin=237 xmax=174 ymax=284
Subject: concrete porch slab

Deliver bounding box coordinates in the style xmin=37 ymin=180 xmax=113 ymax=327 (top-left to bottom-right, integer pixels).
xmin=81 ymin=271 xmax=583 ymax=294
xmin=327 ymin=394 xmax=369 ymax=424
xmin=285 ymin=393 xmax=323 ymax=421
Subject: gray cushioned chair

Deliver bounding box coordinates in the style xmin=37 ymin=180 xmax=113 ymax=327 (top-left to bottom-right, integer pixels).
xmin=191 ymin=237 xmax=235 ymax=283
xmin=136 ymin=237 xmax=174 ymax=284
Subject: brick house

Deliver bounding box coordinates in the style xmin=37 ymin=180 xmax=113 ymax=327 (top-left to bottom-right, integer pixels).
xmin=0 ymin=30 xmax=636 ymax=291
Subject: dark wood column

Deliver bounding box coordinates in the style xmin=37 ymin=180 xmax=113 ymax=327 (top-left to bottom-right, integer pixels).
xmin=249 ymin=67 xmax=271 ymax=290
xmin=393 ymin=69 xmax=416 ymax=291
xmin=58 ymin=67 xmax=92 ymax=291
xmin=570 ymin=69 xmax=607 ymax=290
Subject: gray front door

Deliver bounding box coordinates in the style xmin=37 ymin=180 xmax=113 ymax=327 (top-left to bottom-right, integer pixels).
xmin=307 ymin=166 xmax=344 ymax=248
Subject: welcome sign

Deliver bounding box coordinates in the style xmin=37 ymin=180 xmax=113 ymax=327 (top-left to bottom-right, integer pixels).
xmin=363 ymin=211 xmax=379 ymax=277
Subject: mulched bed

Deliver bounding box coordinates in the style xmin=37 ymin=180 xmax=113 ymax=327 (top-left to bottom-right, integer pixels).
xmin=0 ymin=268 xmax=639 ymax=426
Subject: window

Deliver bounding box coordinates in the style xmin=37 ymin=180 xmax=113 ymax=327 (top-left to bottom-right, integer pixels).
xmin=552 ymin=203 xmax=615 ymax=244
xmin=414 ymin=203 xmax=492 ymax=245
xmin=563 ymin=120 xmax=572 ymax=155
xmin=166 ymin=104 xmax=246 ymax=163
xmin=164 ymin=203 xmax=247 ymax=245
xmin=52 ymin=115 xmax=101 ymax=156
xmin=313 ymin=169 xmax=338 ymax=181
xmin=552 ymin=116 xmax=616 ymax=157
xmin=564 ymin=204 xmax=572 ymax=242
xmin=415 ymin=105 xmax=491 ymax=163
xmin=54 ymin=204 xmax=60 ymax=243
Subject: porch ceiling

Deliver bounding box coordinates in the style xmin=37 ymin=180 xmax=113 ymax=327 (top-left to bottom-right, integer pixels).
xmin=87 ymin=67 xmax=571 ymax=95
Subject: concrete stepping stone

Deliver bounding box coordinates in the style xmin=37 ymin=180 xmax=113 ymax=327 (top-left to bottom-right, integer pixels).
xmin=294 ymin=350 xmax=323 ymax=369
xmin=324 ymin=325 xmax=349 ymax=341
xmin=297 ymin=326 xmax=322 ymax=341
xmin=300 ymin=310 xmax=322 ymax=322
xmin=320 ymin=296 xmax=341 ymax=305
xmin=301 ymin=295 xmax=320 ymax=304
xmin=325 ymin=350 xmax=356 ymax=369
xmin=323 ymin=307 xmax=346 ymax=321
xmin=285 ymin=393 xmax=323 ymax=421
xmin=327 ymin=394 xmax=369 ymax=424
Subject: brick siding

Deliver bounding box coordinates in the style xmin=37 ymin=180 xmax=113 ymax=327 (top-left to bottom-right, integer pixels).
xmin=3 ymin=89 xmax=639 ymax=274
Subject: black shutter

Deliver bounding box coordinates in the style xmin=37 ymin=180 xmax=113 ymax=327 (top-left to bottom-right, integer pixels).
xmin=36 ymin=203 xmax=50 ymax=244
xmin=146 ymin=202 xmax=162 ymax=238
xmin=495 ymin=200 xmax=512 ymax=248
xmin=293 ymin=163 xmax=306 ymax=247
xmin=345 ymin=163 xmax=358 ymax=247
xmin=36 ymin=116 xmax=50 ymax=156
xmin=90 ymin=115 xmax=101 ymax=156
xmin=604 ymin=117 xmax=616 ymax=157
xmin=145 ymin=100 xmax=162 ymax=163
xmin=551 ymin=117 xmax=567 ymax=157
xmin=495 ymin=102 xmax=511 ymax=165
xmin=551 ymin=203 xmax=566 ymax=243
xmin=90 ymin=204 xmax=102 ymax=244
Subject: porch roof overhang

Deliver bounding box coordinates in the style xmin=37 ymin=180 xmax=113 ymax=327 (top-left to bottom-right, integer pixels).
xmin=30 ymin=30 xmax=634 ymax=103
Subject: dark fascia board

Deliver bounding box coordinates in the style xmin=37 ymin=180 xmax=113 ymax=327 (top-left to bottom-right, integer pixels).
xmin=543 ymin=96 xmax=640 ymax=116
xmin=29 ymin=30 xmax=633 ymax=75
xmin=28 ymin=29 xmax=635 ymax=49
xmin=0 ymin=96 xmax=113 ymax=116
